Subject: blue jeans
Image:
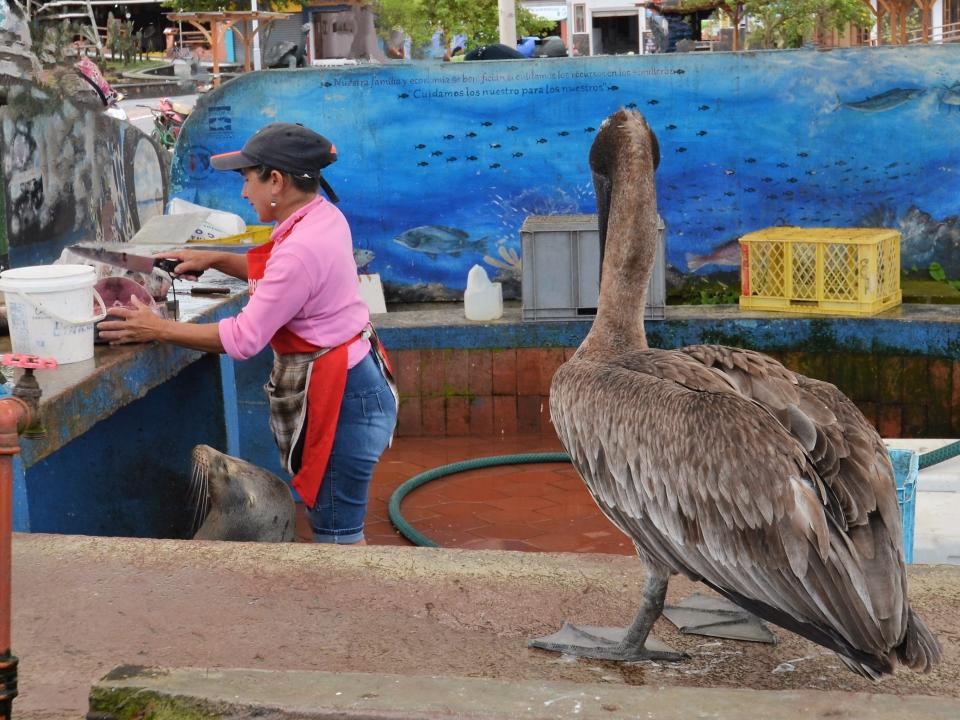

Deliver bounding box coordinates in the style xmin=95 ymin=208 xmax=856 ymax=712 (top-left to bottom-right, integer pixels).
xmin=305 ymin=351 xmax=397 ymax=544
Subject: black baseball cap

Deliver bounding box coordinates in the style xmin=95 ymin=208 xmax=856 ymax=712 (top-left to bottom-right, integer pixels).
xmin=211 ymin=122 xmax=339 ymax=202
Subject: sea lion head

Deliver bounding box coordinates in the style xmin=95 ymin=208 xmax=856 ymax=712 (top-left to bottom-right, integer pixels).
xmin=189 ymin=444 xmax=295 ymax=542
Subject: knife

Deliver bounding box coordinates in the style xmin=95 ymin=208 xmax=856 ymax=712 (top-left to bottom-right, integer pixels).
xmin=68 ymin=245 xmax=200 ymax=277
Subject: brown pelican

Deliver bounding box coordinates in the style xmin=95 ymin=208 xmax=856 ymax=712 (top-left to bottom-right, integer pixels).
xmin=530 ymin=109 xmax=940 ymax=679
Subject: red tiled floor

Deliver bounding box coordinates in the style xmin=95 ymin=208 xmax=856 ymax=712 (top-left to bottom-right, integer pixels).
xmin=294 ymin=434 xmax=635 ymax=555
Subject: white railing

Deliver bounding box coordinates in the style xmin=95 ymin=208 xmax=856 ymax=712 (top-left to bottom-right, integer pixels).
xmin=907 ymin=20 xmax=960 ymax=44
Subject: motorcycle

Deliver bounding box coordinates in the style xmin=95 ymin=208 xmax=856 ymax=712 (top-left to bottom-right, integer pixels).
xmin=143 ymin=97 xmax=193 ymax=151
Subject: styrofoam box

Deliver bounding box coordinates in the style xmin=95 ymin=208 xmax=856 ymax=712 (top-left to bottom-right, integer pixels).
xmin=520 ymin=214 xmax=666 ymax=322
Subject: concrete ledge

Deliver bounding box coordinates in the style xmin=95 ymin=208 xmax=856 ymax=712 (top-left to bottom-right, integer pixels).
xmin=89 ymin=666 xmax=960 ymax=720
xmin=374 ymin=303 xmax=960 ymax=357
xmin=11 ymin=535 xmax=960 ymax=719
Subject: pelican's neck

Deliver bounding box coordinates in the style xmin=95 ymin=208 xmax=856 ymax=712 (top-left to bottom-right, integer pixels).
xmin=582 ymin=162 xmax=658 ymax=357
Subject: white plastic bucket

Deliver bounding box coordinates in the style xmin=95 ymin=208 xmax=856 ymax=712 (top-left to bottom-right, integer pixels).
xmin=0 ymin=264 xmax=107 ymax=364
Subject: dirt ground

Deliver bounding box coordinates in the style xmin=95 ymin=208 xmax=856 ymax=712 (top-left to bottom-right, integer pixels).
xmin=11 ymin=534 xmax=960 ymax=719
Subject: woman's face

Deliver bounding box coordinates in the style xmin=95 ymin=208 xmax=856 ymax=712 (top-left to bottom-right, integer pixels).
xmin=240 ymin=168 xmax=275 ymax=222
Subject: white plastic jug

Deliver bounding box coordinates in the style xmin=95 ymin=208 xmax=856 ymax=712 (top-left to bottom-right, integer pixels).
xmin=0 ymin=264 xmax=107 ymax=364
xmin=464 ymin=264 xmax=503 ymax=321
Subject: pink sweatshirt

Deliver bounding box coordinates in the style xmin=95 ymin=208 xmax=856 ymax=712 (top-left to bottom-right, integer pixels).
xmin=218 ymin=196 xmax=371 ymax=366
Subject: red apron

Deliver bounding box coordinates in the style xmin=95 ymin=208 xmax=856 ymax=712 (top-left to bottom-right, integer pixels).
xmin=248 ymin=239 xmax=354 ymax=509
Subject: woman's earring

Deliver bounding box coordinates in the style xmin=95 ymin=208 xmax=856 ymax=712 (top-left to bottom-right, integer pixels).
xmin=270 ymin=200 xmax=277 ymax=208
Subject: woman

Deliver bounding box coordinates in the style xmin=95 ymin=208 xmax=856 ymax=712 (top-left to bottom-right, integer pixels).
xmin=99 ymin=122 xmax=398 ymax=545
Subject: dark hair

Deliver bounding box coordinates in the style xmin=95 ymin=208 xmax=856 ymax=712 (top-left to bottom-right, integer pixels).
xmin=250 ymin=164 xmax=321 ymax=194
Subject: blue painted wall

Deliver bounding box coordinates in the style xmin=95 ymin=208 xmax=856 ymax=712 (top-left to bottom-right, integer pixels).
xmin=172 ymin=46 xmax=960 ymax=299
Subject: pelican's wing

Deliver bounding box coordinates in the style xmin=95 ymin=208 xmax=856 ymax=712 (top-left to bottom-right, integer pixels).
xmin=551 ymin=348 xmax=910 ymax=676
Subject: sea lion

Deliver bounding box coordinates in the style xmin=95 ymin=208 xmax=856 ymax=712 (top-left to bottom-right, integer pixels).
xmin=189 ymin=444 xmax=295 ymax=542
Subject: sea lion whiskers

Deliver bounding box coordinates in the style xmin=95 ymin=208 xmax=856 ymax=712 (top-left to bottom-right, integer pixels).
xmin=188 ymin=447 xmax=211 ymax=536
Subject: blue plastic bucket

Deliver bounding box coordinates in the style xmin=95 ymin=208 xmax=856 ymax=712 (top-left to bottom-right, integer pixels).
xmin=887 ymin=449 xmax=919 ymax=564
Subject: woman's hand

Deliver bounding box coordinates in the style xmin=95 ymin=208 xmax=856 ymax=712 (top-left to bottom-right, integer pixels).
xmin=156 ymin=248 xmax=249 ymax=281
xmin=155 ymin=249 xmax=215 ymax=280
xmin=96 ymin=296 xmax=167 ymax=345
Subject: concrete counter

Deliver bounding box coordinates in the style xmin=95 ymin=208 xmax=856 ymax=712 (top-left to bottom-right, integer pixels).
xmin=6 ymin=277 xmax=248 ymax=535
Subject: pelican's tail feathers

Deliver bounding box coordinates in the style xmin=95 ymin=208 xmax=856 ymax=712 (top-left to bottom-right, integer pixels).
xmin=836 ymin=652 xmax=886 ymax=680
xmin=896 ymin=609 xmax=942 ymax=673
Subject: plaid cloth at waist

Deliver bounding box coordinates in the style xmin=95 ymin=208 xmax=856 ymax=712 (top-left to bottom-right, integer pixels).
xmin=264 ymin=348 xmax=330 ymax=474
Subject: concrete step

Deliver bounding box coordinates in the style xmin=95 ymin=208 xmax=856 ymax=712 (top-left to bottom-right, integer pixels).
xmin=89 ymin=666 xmax=960 ymax=720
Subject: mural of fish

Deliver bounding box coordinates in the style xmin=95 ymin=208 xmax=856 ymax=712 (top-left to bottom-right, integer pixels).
xmin=940 ymin=82 xmax=960 ymax=112
xmin=836 ymin=87 xmax=925 ymax=112
xmin=685 ymin=239 xmax=741 ymax=272
xmin=393 ymin=225 xmax=488 ymax=259
xmin=353 ymin=248 xmax=375 ymax=270
xmin=172 ymin=48 xmax=960 ymax=299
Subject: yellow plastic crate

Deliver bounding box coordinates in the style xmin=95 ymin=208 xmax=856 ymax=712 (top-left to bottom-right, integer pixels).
xmin=186 ymin=225 xmax=272 ymax=246
xmin=738 ymin=227 xmax=901 ymax=316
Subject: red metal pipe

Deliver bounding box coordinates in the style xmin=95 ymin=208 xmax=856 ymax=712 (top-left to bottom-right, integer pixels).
xmin=0 ymin=397 xmax=31 ymax=720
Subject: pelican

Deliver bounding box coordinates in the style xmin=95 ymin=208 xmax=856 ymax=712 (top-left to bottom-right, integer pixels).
xmin=530 ymin=109 xmax=940 ymax=678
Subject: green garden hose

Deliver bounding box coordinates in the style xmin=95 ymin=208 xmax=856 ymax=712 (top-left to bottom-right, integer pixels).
xmin=387 ymin=452 xmax=571 ymax=547
xmin=388 ymin=445 xmax=960 ymax=547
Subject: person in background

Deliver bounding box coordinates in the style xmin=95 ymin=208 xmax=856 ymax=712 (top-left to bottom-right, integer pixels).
xmin=99 ymin=122 xmax=398 ymax=546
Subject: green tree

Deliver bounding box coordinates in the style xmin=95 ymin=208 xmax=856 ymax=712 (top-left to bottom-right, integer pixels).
xmin=737 ymin=0 xmax=872 ymax=48
xmin=375 ymin=0 xmax=555 ymax=53
xmin=160 ymin=0 xmax=246 ymax=12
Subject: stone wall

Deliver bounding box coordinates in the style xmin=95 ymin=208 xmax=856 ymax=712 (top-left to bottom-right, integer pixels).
xmin=391 ymin=347 xmax=954 ymax=439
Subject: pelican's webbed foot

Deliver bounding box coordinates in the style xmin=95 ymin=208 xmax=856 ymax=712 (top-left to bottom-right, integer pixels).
xmin=528 ymin=621 xmax=686 ymax=662
xmin=529 ymin=564 xmax=687 ymax=663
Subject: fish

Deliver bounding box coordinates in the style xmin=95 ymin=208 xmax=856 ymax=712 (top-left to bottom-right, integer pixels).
xmin=776 ymin=162 xmax=789 ymax=168
xmin=536 ymin=138 xmax=548 ymax=144
xmin=724 ymin=191 xmax=735 ymax=197
xmin=806 ymin=170 xmax=817 ymax=176
xmin=648 ymin=99 xmax=659 ymax=105
xmin=625 ymin=102 xmax=638 ymax=109
xmin=490 ymin=143 xmax=501 ymax=149
xmin=489 ymin=163 xmax=501 ymax=169
xmin=724 ymin=169 xmax=735 ymax=175
xmin=397 ymin=93 xmax=409 ymax=99
xmin=696 ymin=130 xmax=708 ymax=136
xmin=557 ymin=131 xmax=569 ymax=136
xmin=698 ymin=104 xmax=710 ymax=111
xmin=481 ymin=121 xmax=493 ymax=126
xmin=417 ymin=161 xmax=429 ymax=167
xmin=443 ymin=134 xmax=455 ymax=140
xmin=675 ymin=69 xmax=685 ymax=75
xmin=353 ymin=248 xmax=375 ymax=269
xmin=415 ymin=144 xmax=426 ymax=149
xmin=685 ymin=239 xmax=741 ymax=272
xmin=608 ymin=85 xmax=619 ymax=91
xmin=323 ymin=82 xmax=333 ymax=87
xmin=584 ymin=127 xmax=596 ymax=132
xmin=787 ymin=177 xmax=798 ymax=183
xmin=797 ymin=151 xmax=809 ymax=157
xmin=940 ymin=83 xmax=960 ymax=109
xmin=393 ymin=225 xmax=488 ymax=260
xmin=676 ymin=147 xmax=687 ymax=153
xmin=466 ymin=132 xmax=477 ymax=138
xmin=431 ymin=150 xmax=443 ymax=157
xmin=837 ymin=88 xmax=924 ymax=112
xmin=446 ymin=156 xmax=458 ymax=162
xmin=762 ymin=177 xmax=773 ymax=182
xmin=745 ymin=187 xmax=756 ymax=193
xmin=507 ymin=125 xmax=518 ymax=131
xmin=466 ymin=156 xmax=478 ymax=161
xmin=745 ymin=157 xmax=756 ymax=164
xmin=665 ymin=124 xmax=677 ymax=130
xmin=512 ymin=152 xmax=524 ymax=158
